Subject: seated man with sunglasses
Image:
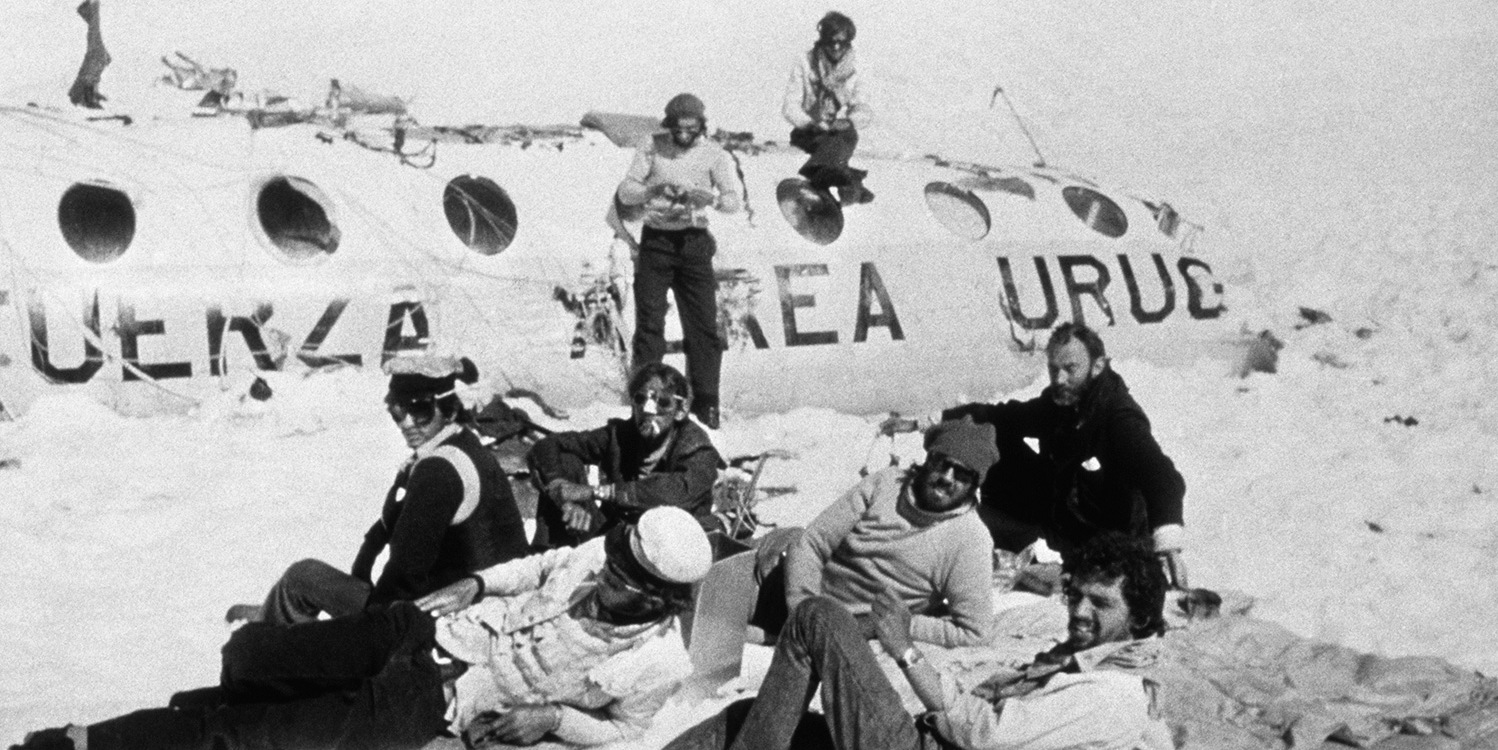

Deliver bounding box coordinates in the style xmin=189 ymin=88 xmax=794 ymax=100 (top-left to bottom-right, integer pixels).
xmin=226 ymin=354 xmax=529 ymax=625
xmin=18 ymin=508 xmax=711 ymax=750
xmin=783 ymin=11 xmax=874 ymax=206
xmin=750 ymin=419 xmax=999 ymax=649
xmin=528 ymin=362 xmax=722 ymax=550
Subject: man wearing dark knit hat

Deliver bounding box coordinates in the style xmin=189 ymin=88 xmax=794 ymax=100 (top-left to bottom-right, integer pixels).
xmin=617 ymin=92 xmax=743 ymax=430
xmin=224 ymin=353 xmax=528 ymax=625
xmin=749 ymin=418 xmax=1000 ymax=649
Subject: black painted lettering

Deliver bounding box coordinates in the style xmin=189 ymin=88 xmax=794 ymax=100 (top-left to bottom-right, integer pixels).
xmin=1178 ymin=257 xmax=1225 ymax=319
xmin=207 ymin=303 xmax=278 ymax=375
xmin=996 ymin=257 xmax=1058 ymax=331
xmin=775 ymin=264 xmax=837 ymax=346
xmin=28 ymin=292 xmax=103 ymax=384
xmin=1057 ymin=255 xmax=1116 ymax=327
xmin=854 ymin=262 xmax=904 ymax=342
xmin=118 ymin=301 xmax=192 ymax=381
xmin=1118 ymin=254 xmax=1176 ymax=324
xmin=381 ymin=301 xmax=431 ymax=364
xmin=299 ymin=299 xmax=363 ymax=367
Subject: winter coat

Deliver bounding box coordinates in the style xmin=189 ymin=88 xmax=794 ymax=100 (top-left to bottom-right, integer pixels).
xmin=352 ymin=424 xmax=529 ymax=606
xmin=782 ymin=48 xmax=872 ymax=130
xmin=528 ymin=418 xmax=723 ymax=533
xmin=943 ymin=369 xmax=1185 ymax=544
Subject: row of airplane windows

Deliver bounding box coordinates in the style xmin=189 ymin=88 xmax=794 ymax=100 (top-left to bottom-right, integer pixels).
xmin=51 ymin=173 xmax=1152 ymax=264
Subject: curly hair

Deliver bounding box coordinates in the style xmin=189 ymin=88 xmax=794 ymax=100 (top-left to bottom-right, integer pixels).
xmin=1063 ymin=532 xmax=1167 ymax=638
xmin=817 ymin=11 xmax=856 ymax=43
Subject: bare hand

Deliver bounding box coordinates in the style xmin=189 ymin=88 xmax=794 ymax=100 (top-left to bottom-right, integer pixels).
xmin=546 ymin=479 xmax=595 ymax=505
xmin=829 ymin=118 xmax=854 ymax=132
xmin=648 ymin=183 xmax=680 ymax=200
xmin=871 ymin=586 xmax=914 ymax=659
xmin=878 ymin=416 xmax=919 ymax=436
xmin=562 ymin=502 xmax=596 ymax=535
xmin=416 ymin=576 xmax=481 ymax=616
xmin=682 ymin=187 xmax=717 ymax=209
xmin=470 ymin=705 xmax=560 ymax=746
xmin=1160 ymin=550 xmax=1189 ymax=590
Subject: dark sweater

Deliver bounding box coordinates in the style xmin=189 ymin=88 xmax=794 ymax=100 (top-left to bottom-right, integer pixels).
xmin=528 ymin=418 xmax=723 ymax=533
xmin=352 ymin=427 xmax=528 ymax=605
xmin=943 ymin=369 xmax=1185 ymax=541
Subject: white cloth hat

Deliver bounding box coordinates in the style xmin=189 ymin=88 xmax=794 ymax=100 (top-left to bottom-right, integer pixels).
xmin=629 ymin=507 xmax=712 ymax=585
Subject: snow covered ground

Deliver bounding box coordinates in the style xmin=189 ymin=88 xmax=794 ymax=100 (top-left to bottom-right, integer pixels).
xmin=2 ymin=0 xmax=1497 ymax=744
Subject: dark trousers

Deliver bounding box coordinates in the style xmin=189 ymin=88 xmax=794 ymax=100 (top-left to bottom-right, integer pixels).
xmin=632 ymin=226 xmax=722 ymax=412
xmin=87 ymin=603 xmax=448 ymax=750
xmin=978 ymin=434 xmax=1053 ymax=553
xmin=789 ymin=126 xmax=863 ymax=190
xmin=665 ymin=597 xmax=937 ymax=750
xmin=259 ymin=558 xmax=373 ymax=625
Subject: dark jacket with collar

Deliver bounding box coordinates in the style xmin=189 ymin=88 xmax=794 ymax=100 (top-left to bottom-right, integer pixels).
xmin=942 ymin=369 xmax=1184 ymax=543
xmin=529 ymin=417 xmax=723 ymax=540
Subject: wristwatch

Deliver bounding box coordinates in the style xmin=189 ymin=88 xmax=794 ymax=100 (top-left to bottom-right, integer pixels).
xmin=896 ymin=646 xmax=924 ymax=669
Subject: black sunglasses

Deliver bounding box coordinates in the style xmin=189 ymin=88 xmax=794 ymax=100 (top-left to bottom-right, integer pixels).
xmin=632 ymin=390 xmax=683 ymax=411
xmin=928 ymin=455 xmax=980 ymax=486
xmin=387 ymin=397 xmax=439 ymax=427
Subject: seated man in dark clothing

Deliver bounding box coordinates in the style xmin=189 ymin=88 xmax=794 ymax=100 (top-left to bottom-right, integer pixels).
xmin=227 ymin=354 xmax=529 ymax=624
xmin=528 ymin=362 xmax=722 ymax=549
xmin=14 ymin=508 xmax=713 ymax=750
xmin=664 ymin=533 xmax=1173 ymax=750
xmin=883 ymin=322 xmax=1189 ymax=588
xmin=783 ymin=11 xmax=874 ymax=206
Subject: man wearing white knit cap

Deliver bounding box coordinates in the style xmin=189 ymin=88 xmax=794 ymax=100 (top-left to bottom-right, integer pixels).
xmin=26 ymin=508 xmax=710 ymax=750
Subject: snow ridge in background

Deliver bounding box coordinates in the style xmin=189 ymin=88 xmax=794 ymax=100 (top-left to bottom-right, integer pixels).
xmin=1 ymin=0 xmax=1496 ymax=742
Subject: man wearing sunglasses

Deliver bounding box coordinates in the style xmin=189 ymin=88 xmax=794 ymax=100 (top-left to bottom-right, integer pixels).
xmin=527 ymin=362 xmax=722 ymax=549
xmin=19 ymin=508 xmax=710 ymax=750
xmin=616 ymin=92 xmax=743 ymax=430
xmin=750 ymin=419 xmax=1000 ymax=650
xmin=783 ymin=11 xmax=874 ymax=206
xmin=225 ymin=355 xmax=528 ymax=625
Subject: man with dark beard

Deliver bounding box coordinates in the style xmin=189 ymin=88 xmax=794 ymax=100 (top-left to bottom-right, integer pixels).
xmin=528 ymin=362 xmax=722 ymax=549
xmin=882 ymin=323 xmax=1188 ymax=588
xmin=748 ymin=419 xmax=1000 ymax=648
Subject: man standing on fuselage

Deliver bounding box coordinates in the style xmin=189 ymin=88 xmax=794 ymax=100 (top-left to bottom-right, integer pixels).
xmin=617 ymin=93 xmax=743 ymax=430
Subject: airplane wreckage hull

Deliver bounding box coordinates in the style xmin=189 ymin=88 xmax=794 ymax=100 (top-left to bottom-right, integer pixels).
xmin=0 ymin=106 xmax=1239 ymax=417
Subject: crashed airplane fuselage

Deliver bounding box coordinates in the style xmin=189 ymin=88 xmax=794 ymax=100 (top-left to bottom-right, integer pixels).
xmin=0 ymin=105 xmax=1234 ymax=416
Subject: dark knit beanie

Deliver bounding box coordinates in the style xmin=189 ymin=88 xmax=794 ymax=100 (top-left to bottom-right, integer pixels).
xmin=923 ymin=418 xmax=1001 ymax=484
xmin=662 ymin=93 xmax=706 ymax=126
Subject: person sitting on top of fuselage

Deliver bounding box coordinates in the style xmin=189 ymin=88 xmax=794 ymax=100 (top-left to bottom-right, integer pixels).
xmin=528 ymin=362 xmax=722 ymax=549
xmin=783 ymin=10 xmax=874 ymax=206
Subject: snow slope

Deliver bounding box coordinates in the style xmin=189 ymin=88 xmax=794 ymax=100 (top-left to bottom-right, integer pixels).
xmin=1 ymin=0 xmax=1496 ymax=744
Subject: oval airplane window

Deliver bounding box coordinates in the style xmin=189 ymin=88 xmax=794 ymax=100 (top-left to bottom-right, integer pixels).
xmin=256 ymin=176 xmax=341 ymax=261
xmin=776 ymin=178 xmax=843 ymax=246
xmin=924 ymin=182 xmax=991 ymax=241
xmin=443 ymin=175 xmax=518 ymax=255
xmin=58 ymin=182 xmax=135 ymax=263
xmin=1062 ymin=186 xmax=1128 ymax=238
